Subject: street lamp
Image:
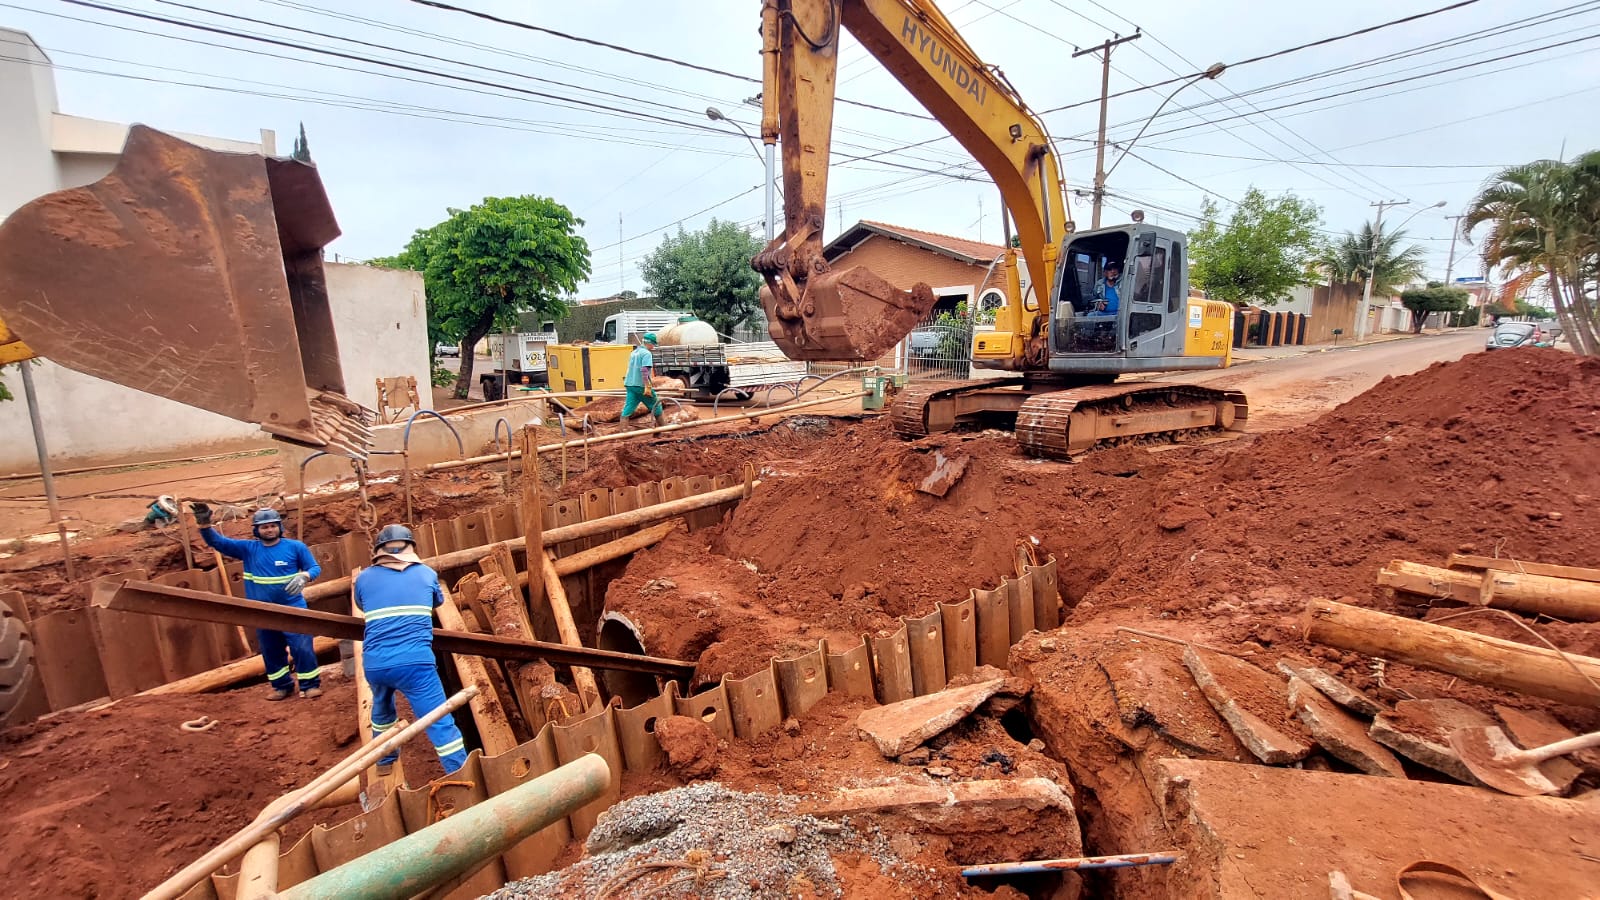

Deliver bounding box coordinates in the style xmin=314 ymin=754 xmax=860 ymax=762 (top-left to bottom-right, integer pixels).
xmin=1357 ymin=199 xmax=1446 ymax=339
xmin=1091 ymin=62 xmax=1225 ymax=229
xmin=707 ymin=107 xmax=777 ymax=242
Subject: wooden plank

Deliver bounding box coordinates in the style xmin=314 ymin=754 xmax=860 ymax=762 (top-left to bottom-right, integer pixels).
xmin=32 ymin=609 xmax=108 ymax=709
xmin=1304 ymin=598 xmax=1600 ymax=708
xmin=436 ymin=583 xmax=520 ymax=756
xmin=455 ymin=510 xmax=490 ymax=551
xmin=1448 ymin=554 xmax=1600 ymax=584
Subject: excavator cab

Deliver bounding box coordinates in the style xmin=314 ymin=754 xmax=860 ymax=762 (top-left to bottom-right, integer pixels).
xmin=1049 ymin=224 xmax=1228 ymax=372
xmin=0 ymin=126 xmax=373 ymax=457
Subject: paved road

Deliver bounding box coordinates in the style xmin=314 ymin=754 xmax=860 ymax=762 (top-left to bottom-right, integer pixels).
xmin=1159 ymin=329 xmax=1486 ymax=432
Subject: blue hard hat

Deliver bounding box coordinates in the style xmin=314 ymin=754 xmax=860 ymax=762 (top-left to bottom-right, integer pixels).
xmin=253 ymin=508 xmax=283 ymax=526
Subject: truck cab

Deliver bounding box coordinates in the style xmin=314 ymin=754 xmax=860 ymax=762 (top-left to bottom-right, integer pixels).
xmin=597 ymin=310 xmax=689 ymax=344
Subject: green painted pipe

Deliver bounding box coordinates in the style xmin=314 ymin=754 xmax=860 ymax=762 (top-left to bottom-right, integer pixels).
xmin=279 ymin=753 xmax=610 ymax=900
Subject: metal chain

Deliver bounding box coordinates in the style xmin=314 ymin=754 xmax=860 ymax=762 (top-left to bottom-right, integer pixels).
xmin=351 ymin=459 xmax=378 ymax=534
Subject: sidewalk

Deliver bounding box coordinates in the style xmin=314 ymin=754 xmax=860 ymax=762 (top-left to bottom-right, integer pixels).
xmin=1230 ymin=329 xmax=1441 ymax=364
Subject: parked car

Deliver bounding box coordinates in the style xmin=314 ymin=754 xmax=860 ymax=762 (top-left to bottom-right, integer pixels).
xmin=1485 ymin=322 xmax=1542 ymax=350
xmin=435 ymin=342 xmax=460 ymax=358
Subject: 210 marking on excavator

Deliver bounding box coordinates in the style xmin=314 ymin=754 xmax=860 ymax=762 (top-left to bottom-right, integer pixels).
xmin=899 ymin=17 xmax=989 ymax=106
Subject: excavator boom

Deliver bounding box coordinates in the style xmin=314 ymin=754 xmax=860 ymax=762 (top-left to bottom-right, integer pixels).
xmin=0 ymin=126 xmax=374 ymax=457
xmin=757 ymin=0 xmax=1068 ymax=362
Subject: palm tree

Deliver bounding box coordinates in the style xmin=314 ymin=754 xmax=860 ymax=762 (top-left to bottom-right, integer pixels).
xmin=1463 ymin=153 xmax=1600 ymax=356
xmin=1316 ymin=222 xmax=1428 ymax=298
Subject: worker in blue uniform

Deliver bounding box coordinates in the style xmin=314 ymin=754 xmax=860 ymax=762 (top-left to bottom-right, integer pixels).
xmin=192 ymin=505 xmax=323 ymax=700
xmin=355 ymin=524 xmax=468 ymax=774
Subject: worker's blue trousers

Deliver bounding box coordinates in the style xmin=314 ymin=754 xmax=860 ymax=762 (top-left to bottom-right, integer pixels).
xmin=258 ymin=629 xmax=321 ymax=692
xmin=367 ymin=663 xmax=469 ymax=773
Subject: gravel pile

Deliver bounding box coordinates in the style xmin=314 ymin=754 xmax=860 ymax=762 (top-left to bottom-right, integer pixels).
xmin=489 ymin=782 xmax=936 ymax=899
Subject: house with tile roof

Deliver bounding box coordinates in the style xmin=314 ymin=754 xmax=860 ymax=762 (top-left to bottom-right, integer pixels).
xmin=823 ymin=220 xmax=1013 ymax=320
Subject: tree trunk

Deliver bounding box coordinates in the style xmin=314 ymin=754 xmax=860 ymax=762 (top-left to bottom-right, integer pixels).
xmin=1563 ymin=263 xmax=1600 ymax=356
xmin=453 ymin=317 xmax=494 ymax=399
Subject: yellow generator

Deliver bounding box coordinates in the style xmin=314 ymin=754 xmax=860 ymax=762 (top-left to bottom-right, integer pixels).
xmin=546 ymin=343 xmax=633 ymax=407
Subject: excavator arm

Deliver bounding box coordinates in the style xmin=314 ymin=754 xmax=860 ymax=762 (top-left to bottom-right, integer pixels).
xmin=757 ymin=0 xmax=1071 ymax=362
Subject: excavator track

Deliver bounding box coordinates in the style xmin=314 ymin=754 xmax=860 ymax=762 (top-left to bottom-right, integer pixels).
xmin=1015 ymin=384 xmax=1248 ymax=459
xmin=889 ymin=378 xmax=1029 ymax=438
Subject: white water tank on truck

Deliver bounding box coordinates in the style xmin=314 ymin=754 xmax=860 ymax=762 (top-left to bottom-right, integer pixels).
xmin=658 ymin=315 xmax=718 ymax=346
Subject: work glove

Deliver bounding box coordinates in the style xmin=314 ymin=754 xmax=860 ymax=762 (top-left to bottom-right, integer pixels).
xmin=285 ymin=573 xmax=310 ymax=596
xmin=191 ymin=502 xmax=213 ymax=526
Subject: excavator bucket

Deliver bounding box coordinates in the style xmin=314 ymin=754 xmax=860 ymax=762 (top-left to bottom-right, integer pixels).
xmin=761 ymin=265 xmax=938 ymax=362
xmin=0 ymin=125 xmax=373 ymax=456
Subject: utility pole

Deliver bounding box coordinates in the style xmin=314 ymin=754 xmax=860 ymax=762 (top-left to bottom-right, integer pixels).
xmin=1074 ymin=31 xmax=1141 ymax=230
xmin=1443 ymin=214 xmax=1466 ymax=283
xmin=618 ymin=213 xmax=624 ymax=292
xmin=1358 ymin=199 xmax=1407 ymax=340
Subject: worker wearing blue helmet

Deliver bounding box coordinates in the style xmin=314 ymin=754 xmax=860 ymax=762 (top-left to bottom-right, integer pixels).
xmin=192 ymin=503 xmax=323 ymax=700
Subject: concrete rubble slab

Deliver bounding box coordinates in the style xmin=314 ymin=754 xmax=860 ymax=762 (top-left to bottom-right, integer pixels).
xmin=855 ymin=677 xmax=1005 ymax=757
xmin=1184 ymin=647 xmax=1312 ymax=765
xmin=1099 ymin=644 xmax=1249 ymax=761
xmin=1287 ymin=676 xmax=1406 ymax=778
xmin=1494 ymin=705 xmax=1584 ymax=793
xmin=1370 ymin=699 xmax=1497 ymax=784
xmin=1277 ymin=660 xmax=1386 ymax=717
xmin=1153 ymin=759 xmax=1600 ymax=900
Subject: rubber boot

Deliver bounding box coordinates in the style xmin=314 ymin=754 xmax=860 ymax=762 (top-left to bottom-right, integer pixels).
xmin=266 ymin=688 xmax=294 ymax=701
xmin=653 ymin=411 xmax=665 ymax=427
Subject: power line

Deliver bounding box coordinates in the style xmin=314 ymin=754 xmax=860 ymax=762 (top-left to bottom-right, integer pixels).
xmin=1039 ymin=0 xmax=1484 ymax=114
xmin=403 ymin=0 xmax=934 ymax=121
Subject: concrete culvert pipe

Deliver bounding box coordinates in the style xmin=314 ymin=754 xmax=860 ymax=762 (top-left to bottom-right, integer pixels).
xmin=598 ymin=612 xmax=660 ymax=707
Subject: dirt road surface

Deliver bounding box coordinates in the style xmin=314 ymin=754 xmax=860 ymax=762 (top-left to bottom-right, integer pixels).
xmin=1165 ymin=329 xmax=1486 ymax=431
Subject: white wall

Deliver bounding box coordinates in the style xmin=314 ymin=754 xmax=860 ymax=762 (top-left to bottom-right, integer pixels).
xmin=0 ymin=30 xmax=57 ymax=221
xmin=323 ymin=262 xmax=432 ymax=413
xmin=0 ymin=265 xmax=431 ymax=471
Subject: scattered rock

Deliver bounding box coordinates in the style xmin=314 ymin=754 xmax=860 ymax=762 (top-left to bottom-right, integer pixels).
xmin=926 ymin=766 xmax=954 ymax=778
xmin=1157 ymin=503 xmax=1211 ymax=531
xmin=896 ymin=747 xmax=932 ymax=767
xmin=855 ymin=678 xmax=1006 ymax=757
xmin=653 ymin=715 xmax=719 ymax=778
xmin=1370 ymin=699 xmax=1497 ymax=784
xmin=1038 ymin=638 xmax=1058 ymax=653
xmin=1495 ymin=705 xmax=1585 ymax=792
xmin=1287 ymin=677 xmax=1405 ymax=778
xmin=1026 ymin=739 xmax=1046 ymax=753
xmin=1184 ymin=646 xmax=1313 ymax=765
xmin=916 ymin=451 xmax=970 ymax=497
xmin=764 ymin=823 xmax=797 ymax=845
xmin=1277 ymin=661 xmax=1385 ymax=717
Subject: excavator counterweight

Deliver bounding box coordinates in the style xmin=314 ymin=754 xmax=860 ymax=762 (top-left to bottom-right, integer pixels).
xmin=0 ymin=126 xmax=374 ymax=457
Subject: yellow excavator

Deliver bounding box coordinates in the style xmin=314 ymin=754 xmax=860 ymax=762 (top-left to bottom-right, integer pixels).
xmin=754 ymin=0 xmax=1246 ymax=456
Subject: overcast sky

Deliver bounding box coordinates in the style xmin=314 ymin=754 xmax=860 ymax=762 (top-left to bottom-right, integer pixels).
xmin=5 ymin=0 xmax=1598 ymax=299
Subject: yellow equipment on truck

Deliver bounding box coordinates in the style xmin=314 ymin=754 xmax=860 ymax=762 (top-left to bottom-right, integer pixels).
xmin=754 ymin=0 xmax=1245 ymax=456
xmin=0 ymin=126 xmax=374 ymax=457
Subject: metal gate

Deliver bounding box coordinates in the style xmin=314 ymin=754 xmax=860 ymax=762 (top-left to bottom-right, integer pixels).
xmin=903 ymin=312 xmax=973 ymax=380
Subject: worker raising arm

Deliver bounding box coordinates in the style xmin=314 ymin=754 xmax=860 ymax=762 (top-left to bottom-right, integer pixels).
xmin=354 ymin=524 xmax=469 ymax=775
xmin=192 ymin=504 xmax=323 ymax=700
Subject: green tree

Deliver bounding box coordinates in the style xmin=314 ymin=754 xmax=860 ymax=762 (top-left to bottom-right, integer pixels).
xmin=374 ymin=196 xmax=590 ymax=398
xmin=1316 ymin=222 xmax=1428 ymax=298
xmin=1513 ymin=299 xmax=1555 ymax=320
xmin=291 ymin=122 xmax=311 ymax=162
xmin=1187 ymin=188 xmax=1323 ymax=306
xmin=1399 ymin=283 xmax=1469 ymax=333
xmin=640 ymin=219 xmax=764 ymax=335
xmin=0 ymin=364 xmax=13 ymax=403
xmin=1463 ymin=152 xmax=1600 ymax=356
